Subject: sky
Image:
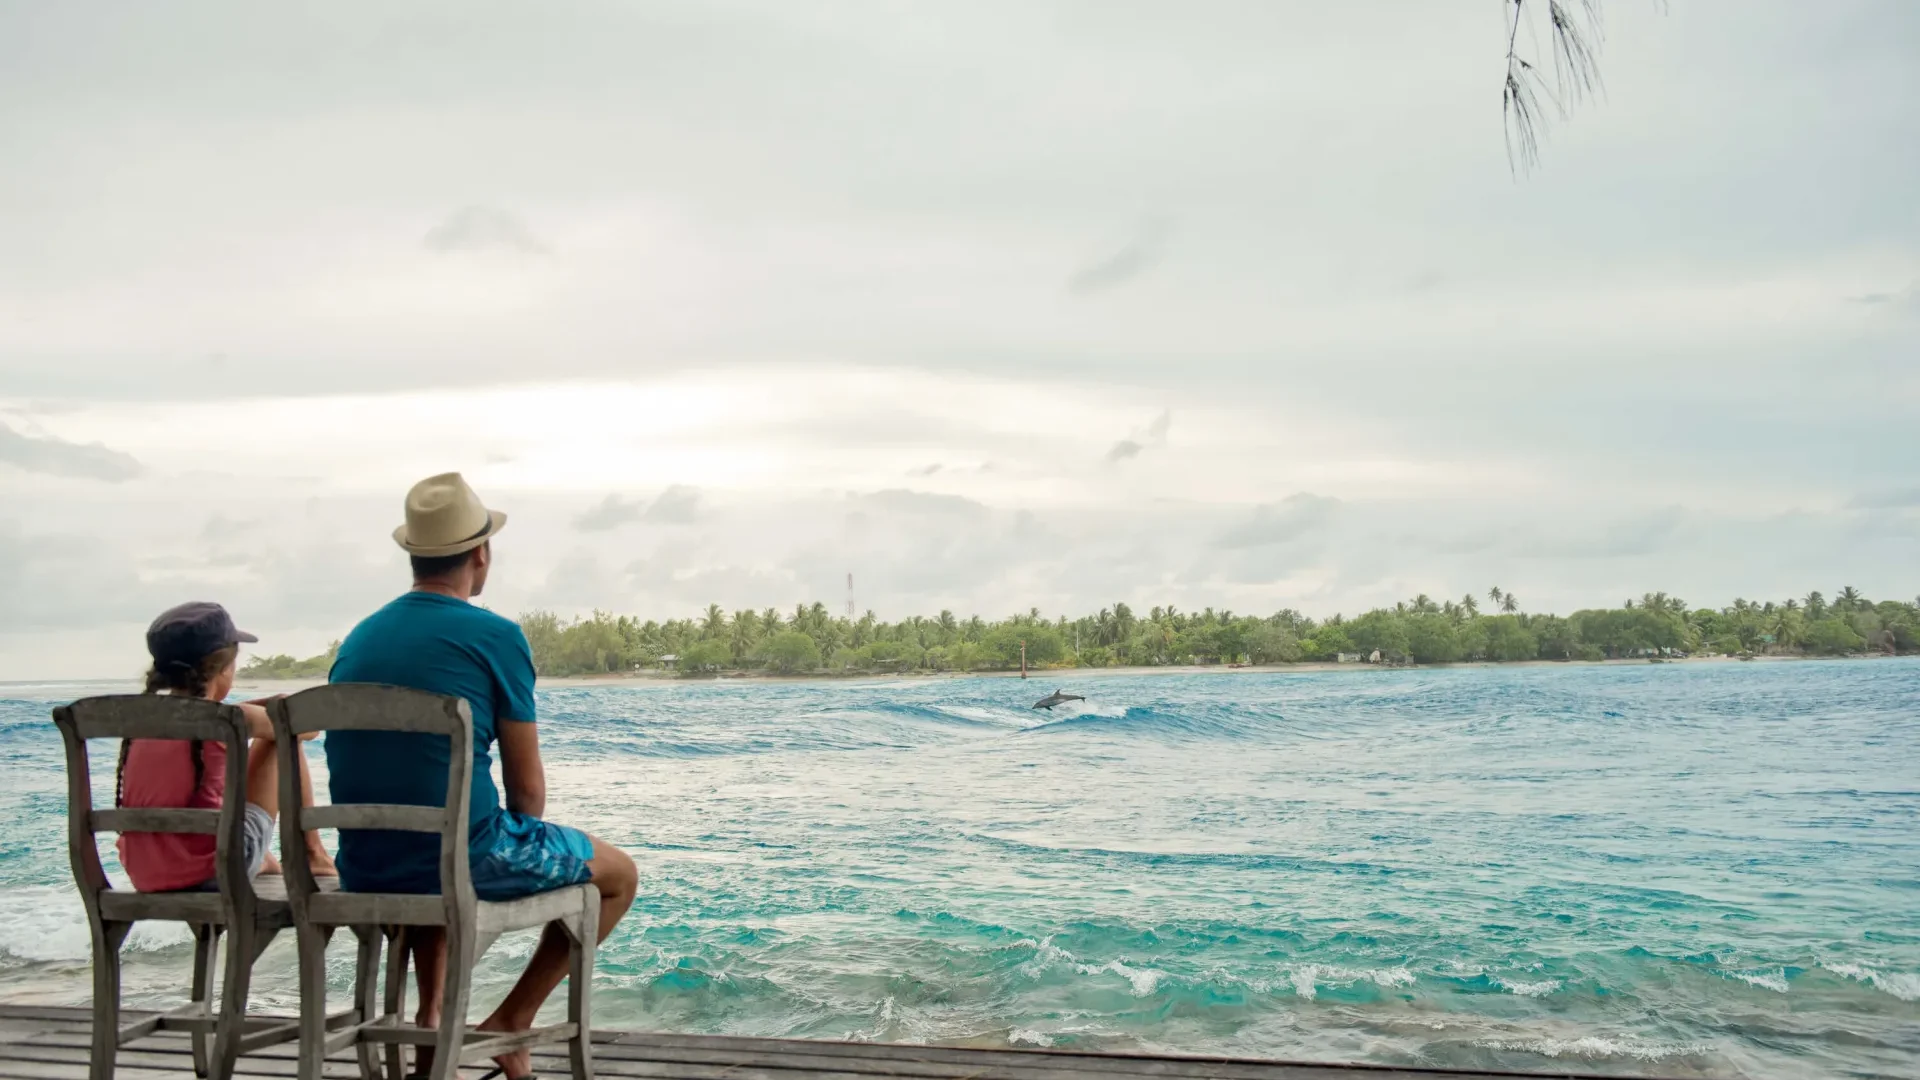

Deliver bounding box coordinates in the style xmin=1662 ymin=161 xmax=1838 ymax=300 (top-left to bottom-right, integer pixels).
xmin=1 ymin=0 xmax=1917 ymax=679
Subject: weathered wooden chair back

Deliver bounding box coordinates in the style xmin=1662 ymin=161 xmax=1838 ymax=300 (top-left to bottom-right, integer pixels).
xmin=54 ymin=695 xmax=255 ymax=920
xmin=269 ymin=683 xmax=475 ymax=927
xmin=53 ymin=694 xmax=297 ymax=1080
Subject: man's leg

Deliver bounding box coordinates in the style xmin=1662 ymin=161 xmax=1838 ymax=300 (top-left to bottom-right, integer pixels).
xmin=406 ymin=928 xmax=448 ymax=1077
xmin=473 ymin=833 xmax=638 ymax=1079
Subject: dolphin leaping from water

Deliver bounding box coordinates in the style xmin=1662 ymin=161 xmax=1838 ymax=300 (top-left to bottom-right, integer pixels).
xmin=1031 ymin=689 xmax=1085 ymax=711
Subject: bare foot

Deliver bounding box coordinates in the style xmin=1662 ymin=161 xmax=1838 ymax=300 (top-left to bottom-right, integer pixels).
xmin=259 ymin=852 xmax=282 ymax=875
xmin=473 ymin=1015 xmax=533 ymax=1079
xmin=307 ymin=848 xmax=340 ymax=877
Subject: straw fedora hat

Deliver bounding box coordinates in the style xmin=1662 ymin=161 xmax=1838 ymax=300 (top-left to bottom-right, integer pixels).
xmin=392 ymin=472 xmax=508 ymax=557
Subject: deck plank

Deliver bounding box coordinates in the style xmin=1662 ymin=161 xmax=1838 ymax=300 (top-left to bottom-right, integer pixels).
xmin=0 ymin=1004 xmax=1642 ymax=1080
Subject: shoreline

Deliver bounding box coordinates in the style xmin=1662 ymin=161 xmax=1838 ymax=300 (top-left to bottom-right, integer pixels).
xmin=212 ymin=651 xmax=1913 ymax=694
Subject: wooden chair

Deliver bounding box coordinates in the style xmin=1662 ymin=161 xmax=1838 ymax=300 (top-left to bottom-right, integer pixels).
xmin=269 ymin=684 xmax=598 ymax=1080
xmin=53 ymin=695 xmax=303 ymax=1080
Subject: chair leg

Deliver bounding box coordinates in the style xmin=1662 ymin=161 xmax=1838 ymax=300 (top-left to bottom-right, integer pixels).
xmin=428 ymin=928 xmax=473 ymax=1080
xmin=210 ymin=922 xmax=254 ymax=1080
xmin=189 ymin=924 xmax=220 ymax=1078
xmin=565 ymin=895 xmax=598 ymax=1080
xmin=352 ymin=928 xmax=382 ymax=1080
xmin=293 ymin=924 xmax=333 ymax=1080
xmin=89 ymin=920 xmax=131 ymax=1080
xmin=382 ymin=926 xmax=408 ymax=1080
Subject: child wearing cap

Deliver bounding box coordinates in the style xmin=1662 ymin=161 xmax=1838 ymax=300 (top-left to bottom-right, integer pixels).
xmin=115 ymin=601 xmax=337 ymax=891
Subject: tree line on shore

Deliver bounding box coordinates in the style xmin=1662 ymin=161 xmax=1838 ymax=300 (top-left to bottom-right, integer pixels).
xmin=241 ymin=587 xmax=1920 ymax=679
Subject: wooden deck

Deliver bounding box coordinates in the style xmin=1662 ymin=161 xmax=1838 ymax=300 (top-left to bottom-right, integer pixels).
xmin=0 ymin=1004 xmax=1639 ymax=1080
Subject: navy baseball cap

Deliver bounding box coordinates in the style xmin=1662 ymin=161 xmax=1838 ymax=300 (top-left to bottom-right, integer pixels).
xmin=146 ymin=602 xmax=258 ymax=668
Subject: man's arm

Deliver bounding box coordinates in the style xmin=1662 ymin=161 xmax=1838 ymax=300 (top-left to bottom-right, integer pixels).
xmin=496 ymin=719 xmax=546 ymax=819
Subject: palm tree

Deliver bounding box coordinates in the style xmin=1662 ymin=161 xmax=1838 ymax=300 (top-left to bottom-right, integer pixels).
xmin=1837 ymin=586 xmax=1863 ymax=612
xmin=1804 ymin=591 xmax=1827 ymax=618
xmin=762 ymin=607 xmax=783 ymax=634
xmin=1412 ymin=594 xmax=1437 ymax=614
xmin=730 ymin=610 xmax=761 ymax=660
xmin=701 ymin=604 xmax=727 ymax=640
xmin=1488 ymin=586 xmax=1504 ymax=607
xmin=1502 ymin=0 xmax=1606 ymax=173
xmin=1772 ymin=610 xmax=1805 ymax=652
xmin=1461 ymin=594 xmax=1480 ymax=617
xmin=1500 ymin=593 xmax=1519 ymax=614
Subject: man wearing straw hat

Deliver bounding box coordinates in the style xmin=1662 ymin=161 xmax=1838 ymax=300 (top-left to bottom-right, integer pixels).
xmin=328 ymin=472 xmax=638 ymax=1080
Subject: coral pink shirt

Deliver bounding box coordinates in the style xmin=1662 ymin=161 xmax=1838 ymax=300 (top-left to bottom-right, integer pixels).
xmin=114 ymin=738 xmax=230 ymax=891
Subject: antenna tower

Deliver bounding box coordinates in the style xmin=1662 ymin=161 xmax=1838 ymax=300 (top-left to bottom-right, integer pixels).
xmin=846 ymin=572 xmax=855 ymax=619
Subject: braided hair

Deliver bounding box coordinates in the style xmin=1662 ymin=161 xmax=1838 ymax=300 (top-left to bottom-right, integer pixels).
xmin=115 ymin=645 xmax=239 ymax=807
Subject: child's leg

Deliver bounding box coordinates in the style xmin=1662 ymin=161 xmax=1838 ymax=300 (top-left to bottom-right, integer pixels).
xmin=244 ymin=738 xmax=281 ymax=818
xmin=242 ymin=740 xmax=283 ymax=875
xmin=293 ymin=746 xmax=338 ymax=875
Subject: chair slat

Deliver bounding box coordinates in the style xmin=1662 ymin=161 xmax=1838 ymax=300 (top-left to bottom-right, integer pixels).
xmin=307 ymin=891 xmax=448 ymax=927
xmin=277 ymin=684 xmax=468 ymax=737
xmin=301 ymin=804 xmax=445 ymax=833
xmin=64 ymin=695 xmax=248 ymax=743
xmin=90 ymin=807 xmax=222 ymax=835
xmin=99 ymin=890 xmax=229 ymax=924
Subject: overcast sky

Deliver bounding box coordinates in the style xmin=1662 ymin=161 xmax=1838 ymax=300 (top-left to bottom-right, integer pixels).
xmin=2 ymin=1 xmax=1917 ymax=679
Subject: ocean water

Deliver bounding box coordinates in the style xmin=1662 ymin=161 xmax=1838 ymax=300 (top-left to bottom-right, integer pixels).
xmin=1 ymin=661 xmax=1916 ymax=1078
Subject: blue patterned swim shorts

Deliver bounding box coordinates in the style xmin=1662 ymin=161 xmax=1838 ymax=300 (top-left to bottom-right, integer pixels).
xmin=469 ymin=810 xmax=595 ymax=902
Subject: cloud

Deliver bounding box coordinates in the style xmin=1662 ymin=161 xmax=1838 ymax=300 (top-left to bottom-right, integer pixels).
xmin=422 ymin=206 xmax=550 ymax=255
xmin=1068 ymin=216 xmax=1170 ymax=295
xmin=1847 ymin=487 xmax=1920 ymax=510
xmin=0 ymin=423 xmax=143 ymax=481
xmin=1848 ymin=283 xmax=1919 ymax=309
xmin=1214 ymin=493 xmax=1341 ymax=549
xmin=572 ymin=486 xmax=702 ymax=530
xmin=0 ymin=525 xmax=157 ymax=629
xmin=1518 ymin=506 xmax=1687 ymax=559
xmin=573 ymin=494 xmax=647 ymax=532
xmin=907 ymin=463 xmax=942 ymax=477
xmin=851 ymin=489 xmax=990 ymax=519
xmin=200 ymin=513 xmax=257 ymax=542
xmin=644 ymin=485 xmax=703 ymax=524
xmin=1105 ymin=409 xmax=1173 ymax=463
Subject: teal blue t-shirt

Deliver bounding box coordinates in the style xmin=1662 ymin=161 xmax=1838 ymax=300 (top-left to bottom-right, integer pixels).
xmin=326 ymin=591 xmax=537 ymax=893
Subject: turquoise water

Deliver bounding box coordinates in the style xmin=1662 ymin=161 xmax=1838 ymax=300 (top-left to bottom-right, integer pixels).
xmin=1 ymin=661 xmax=1916 ymax=1077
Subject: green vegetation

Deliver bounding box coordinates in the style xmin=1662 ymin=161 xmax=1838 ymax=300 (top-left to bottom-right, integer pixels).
xmin=504 ymin=588 xmax=1918 ymax=678
xmin=237 ymin=641 xmax=339 ymax=679
xmin=242 ymin=588 xmax=1919 ymax=680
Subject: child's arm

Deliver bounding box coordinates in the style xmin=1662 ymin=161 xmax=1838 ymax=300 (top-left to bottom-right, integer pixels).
xmin=236 ymin=696 xmax=319 ymax=741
